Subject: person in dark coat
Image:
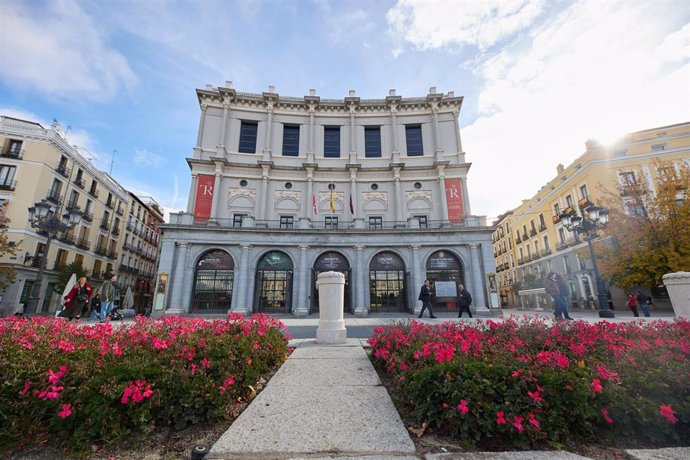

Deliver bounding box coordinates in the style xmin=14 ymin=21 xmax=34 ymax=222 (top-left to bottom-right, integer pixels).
xmin=63 ymin=277 xmax=92 ymax=321
xmin=417 ymin=280 xmax=436 ymax=318
xmin=457 ymin=284 xmax=473 ymax=318
xmin=636 ymin=290 xmax=651 ymax=317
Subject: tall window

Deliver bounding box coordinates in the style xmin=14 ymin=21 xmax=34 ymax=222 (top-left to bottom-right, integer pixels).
xmin=325 ymin=216 xmax=338 ymax=229
xmin=544 ymin=235 xmax=550 ymax=251
xmin=279 ymin=215 xmax=294 ymax=229
xmin=282 ymin=125 xmax=300 ymax=156
xmin=324 ymin=127 xmax=340 ymax=158
xmin=539 ymin=213 xmax=546 ymax=229
xmin=365 ymin=127 xmax=382 ymax=158
xmin=368 ymin=216 xmax=383 ymax=230
xmin=238 ymin=121 xmax=258 ymax=153
xmin=558 ymin=228 xmax=566 ymax=244
xmin=619 ymin=171 xmax=636 ymax=185
xmin=579 ymin=184 xmax=588 ymax=199
xmin=553 ymin=203 xmax=560 ymax=216
xmin=68 ymin=190 xmax=79 ymax=208
xmin=565 ymin=195 xmax=573 ymax=208
xmin=0 ymin=165 xmax=16 ymax=188
xmin=405 ymin=125 xmax=423 ymax=156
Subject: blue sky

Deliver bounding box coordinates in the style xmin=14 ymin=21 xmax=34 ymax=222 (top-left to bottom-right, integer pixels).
xmin=1 ymin=0 xmax=689 ymax=221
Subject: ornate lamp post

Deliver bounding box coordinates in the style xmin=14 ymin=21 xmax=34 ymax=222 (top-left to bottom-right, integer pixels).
xmin=25 ymin=200 xmax=82 ymax=315
xmin=559 ymin=204 xmax=613 ymax=318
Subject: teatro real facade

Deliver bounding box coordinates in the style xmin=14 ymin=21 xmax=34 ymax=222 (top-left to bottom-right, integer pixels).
xmin=154 ymin=84 xmax=496 ymax=317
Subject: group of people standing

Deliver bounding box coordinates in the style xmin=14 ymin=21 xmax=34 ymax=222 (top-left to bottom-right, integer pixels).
xmin=59 ymin=274 xmax=119 ymax=322
xmin=626 ymin=291 xmax=652 ymax=317
xmin=417 ymin=279 xmax=473 ymax=319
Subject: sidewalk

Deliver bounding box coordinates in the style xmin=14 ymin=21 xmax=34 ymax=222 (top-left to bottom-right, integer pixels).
xmin=205 ymin=309 xmax=685 ymax=460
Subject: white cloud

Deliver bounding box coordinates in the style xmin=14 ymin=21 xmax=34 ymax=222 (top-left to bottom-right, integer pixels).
xmin=389 ymin=0 xmax=690 ymax=219
xmin=387 ymin=0 xmax=545 ymax=51
xmin=133 ymin=149 xmax=166 ymax=168
xmin=0 ymin=0 xmax=137 ymax=101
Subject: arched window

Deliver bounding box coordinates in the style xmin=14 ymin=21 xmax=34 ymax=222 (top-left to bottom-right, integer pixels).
xmin=192 ymin=250 xmax=234 ymax=312
xmin=312 ymin=251 xmax=351 ymax=313
xmin=369 ymin=251 xmax=407 ymax=312
xmin=255 ymin=251 xmax=293 ymax=313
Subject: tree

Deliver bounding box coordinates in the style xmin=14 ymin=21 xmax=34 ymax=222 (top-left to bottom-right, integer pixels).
xmin=0 ymin=218 xmax=18 ymax=289
xmin=597 ymin=159 xmax=690 ymax=289
xmin=55 ymin=261 xmax=88 ymax=295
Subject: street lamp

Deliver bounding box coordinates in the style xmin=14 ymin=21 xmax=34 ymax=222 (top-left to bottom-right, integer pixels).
xmin=559 ymin=204 xmax=613 ymax=318
xmin=25 ymin=200 xmax=82 ymax=315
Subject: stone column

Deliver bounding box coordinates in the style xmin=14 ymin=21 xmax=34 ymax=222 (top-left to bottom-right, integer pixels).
xmin=259 ymin=173 xmax=269 ymax=221
xmin=354 ymin=245 xmax=367 ymax=316
xmin=470 ymin=243 xmax=488 ymax=310
xmin=187 ymin=174 xmax=198 ymax=214
xmin=263 ymin=102 xmax=274 ymax=160
xmin=390 ymin=104 xmax=399 ymax=153
xmin=307 ymin=173 xmax=314 ymax=221
xmin=219 ymin=99 xmax=229 ymax=148
xmin=438 ymin=170 xmax=449 ymax=222
xmin=451 ymin=109 xmax=462 ymax=153
xmin=308 ymin=103 xmax=315 ymax=155
xmin=316 ymin=271 xmax=347 ymax=343
xmin=349 ymin=103 xmax=357 ymax=162
xmin=431 ymin=102 xmax=442 ymax=154
xmin=394 ymin=170 xmax=403 ymax=224
xmin=210 ymin=171 xmax=222 ymax=220
xmin=293 ymin=245 xmax=309 ymax=317
xmin=233 ymin=244 xmax=252 ymax=315
xmin=167 ymin=242 xmax=189 ymax=315
xmin=410 ymin=245 xmax=422 ymax=315
xmin=196 ymin=103 xmax=208 ymax=148
xmin=461 ymin=178 xmax=472 ymax=216
xmin=662 ymin=272 xmax=690 ymax=318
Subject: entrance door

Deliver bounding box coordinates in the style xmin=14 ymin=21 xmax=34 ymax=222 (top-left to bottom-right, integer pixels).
xmin=425 ymin=250 xmax=463 ymax=312
xmin=311 ymin=251 xmax=351 ymax=314
xmin=254 ymin=251 xmax=294 ymax=313
xmin=369 ymin=251 xmax=407 ymax=312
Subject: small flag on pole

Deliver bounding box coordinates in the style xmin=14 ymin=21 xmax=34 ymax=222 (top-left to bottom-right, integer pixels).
xmin=312 ymin=194 xmax=317 ymax=215
xmin=349 ymin=194 xmax=354 ymax=215
xmin=329 ymin=189 xmax=335 ymax=213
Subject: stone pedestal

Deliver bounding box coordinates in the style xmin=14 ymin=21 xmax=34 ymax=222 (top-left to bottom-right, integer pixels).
xmin=316 ymin=271 xmax=347 ymax=344
xmin=662 ymin=272 xmax=690 ymax=318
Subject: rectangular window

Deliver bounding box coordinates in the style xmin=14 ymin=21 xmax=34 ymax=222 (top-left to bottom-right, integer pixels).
xmin=368 ymin=216 xmax=383 ymax=230
xmin=0 ymin=165 xmax=16 ymax=188
xmin=651 ymin=144 xmax=665 ymax=152
xmin=405 ymin=125 xmax=423 ymax=156
xmin=324 ymin=127 xmax=340 ymax=158
xmin=364 ymin=127 xmax=382 ymax=158
xmin=282 ymin=125 xmax=300 ymax=157
xmin=68 ymin=190 xmax=79 ymax=209
xmin=559 ymin=228 xmax=566 ymax=244
xmin=579 ymin=184 xmax=588 ymax=198
xmin=553 ymin=203 xmax=560 ymax=216
xmin=233 ymin=214 xmax=246 ymax=228
xmin=565 ymin=195 xmax=573 ymax=208
xmin=539 ymin=213 xmax=546 ymax=228
xmin=8 ymin=140 xmax=22 ymax=154
xmin=325 ymin=216 xmax=338 ymax=229
xmin=238 ymin=121 xmax=258 ymax=154
xmin=279 ymin=215 xmax=294 ymax=229
xmin=544 ymin=235 xmax=550 ymax=251
xmin=414 ymin=215 xmax=428 ymax=228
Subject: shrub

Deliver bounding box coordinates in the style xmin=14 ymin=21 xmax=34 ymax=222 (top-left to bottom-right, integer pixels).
xmin=0 ymin=314 xmax=289 ymax=455
xmin=369 ymin=317 xmax=690 ymax=449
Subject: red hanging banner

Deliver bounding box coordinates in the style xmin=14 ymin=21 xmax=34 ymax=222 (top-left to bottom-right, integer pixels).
xmin=445 ymin=178 xmax=464 ymax=223
xmin=193 ymin=174 xmax=215 ymax=222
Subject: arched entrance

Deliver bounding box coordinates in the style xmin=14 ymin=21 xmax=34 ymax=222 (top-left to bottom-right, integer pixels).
xmin=369 ymin=251 xmax=407 ymax=312
xmin=254 ymin=250 xmax=293 ymax=313
xmin=311 ymin=251 xmax=351 ymax=314
xmin=425 ymin=250 xmax=464 ymax=312
xmin=192 ymin=250 xmax=234 ymax=313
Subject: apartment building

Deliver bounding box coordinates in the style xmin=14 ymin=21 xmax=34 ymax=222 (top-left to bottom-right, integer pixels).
xmin=0 ymin=116 xmax=162 ymax=315
xmin=155 ymin=84 xmax=496 ymax=317
xmin=492 ymin=122 xmax=690 ymax=309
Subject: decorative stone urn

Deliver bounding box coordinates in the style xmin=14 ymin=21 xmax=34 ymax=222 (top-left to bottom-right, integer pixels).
xmin=662 ymin=272 xmax=690 ymax=318
xmin=315 ymin=271 xmax=347 ymax=344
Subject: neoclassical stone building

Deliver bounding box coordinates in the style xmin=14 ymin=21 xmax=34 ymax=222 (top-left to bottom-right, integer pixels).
xmin=154 ymin=84 xmax=496 ymax=317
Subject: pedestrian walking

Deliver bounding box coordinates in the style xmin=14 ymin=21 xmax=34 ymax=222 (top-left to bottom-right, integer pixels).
xmin=98 ymin=274 xmax=119 ymax=322
xmin=457 ymin=284 xmax=473 ymax=318
xmin=556 ymin=273 xmax=574 ymax=320
xmin=89 ymin=293 xmax=101 ymax=320
xmin=546 ymin=272 xmax=573 ymax=320
xmin=417 ymin=280 xmax=436 ymax=318
xmin=636 ymin=290 xmax=651 ymax=317
xmin=62 ymin=277 xmax=92 ymax=321
xmin=627 ymin=293 xmax=640 ymax=317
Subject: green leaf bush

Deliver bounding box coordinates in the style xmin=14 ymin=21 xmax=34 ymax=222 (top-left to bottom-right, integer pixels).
xmin=369 ymin=317 xmax=689 ymax=449
xmin=0 ymin=313 xmax=289 ymax=455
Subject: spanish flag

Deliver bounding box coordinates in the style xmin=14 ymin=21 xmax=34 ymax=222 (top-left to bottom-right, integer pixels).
xmin=329 ymin=189 xmax=335 ymax=213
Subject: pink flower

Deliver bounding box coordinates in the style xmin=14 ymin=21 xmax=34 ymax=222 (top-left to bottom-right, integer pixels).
xmin=19 ymin=380 xmax=32 ymax=396
xmin=152 ymin=338 xmax=168 ymax=350
xmin=512 ymin=415 xmax=525 ymax=433
xmin=591 ymin=378 xmax=603 ymax=394
xmin=57 ymin=404 xmax=72 ymax=419
xmin=121 ymin=380 xmax=154 ymax=404
xmin=442 ymin=402 xmax=448 ymax=409
xmin=219 ymin=375 xmax=236 ymax=393
xmin=527 ymin=390 xmax=543 ymax=402
xmin=457 ymin=399 xmax=469 ymax=415
xmin=596 ymin=364 xmax=620 ymax=382
xmin=433 ymin=343 xmax=455 ymax=362
xmin=601 ymin=408 xmax=613 ymax=424
xmin=496 ymin=411 xmax=507 ymax=425
xmin=528 ymin=413 xmax=540 ymax=429
xmin=201 ymin=358 xmax=211 ymax=368
xmin=660 ymin=404 xmax=678 ymax=424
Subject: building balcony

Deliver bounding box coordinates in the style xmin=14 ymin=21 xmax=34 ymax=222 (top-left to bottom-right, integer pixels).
xmin=75 ymin=237 xmax=90 ymax=250
xmin=74 ymin=177 xmax=85 ymax=189
xmin=116 ymin=206 xmax=125 ymax=216
xmin=105 ymin=199 xmax=114 ymax=210
xmin=517 ymin=257 xmax=525 ymax=265
xmin=95 ymin=245 xmax=108 ymax=256
xmin=53 ymin=261 xmax=68 ymax=271
xmin=66 ymin=200 xmax=79 ymax=211
xmin=82 ymin=211 xmax=93 ymax=223
xmin=578 ymin=197 xmax=592 ymax=208
xmin=100 ymin=221 xmax=110 ymax=231
xmin=0 ymin=148 xmax=22 ymax=159
xmin=91 ymin=269 xmax=103 ymax=279
xmin=539 ymin=223 xmax=547 ymax=232
xmin=542 ymin=248 xmax=552 ymax=256
xmin=107 ymin=250 xmax=118 ymax=260
xmin=529 ymin=228 xmax=537 ymax=237
xmin=112 ymin=226 xmax=120 ymax=236
xmin=89 ymin=188 xmax=99 ymax=199
xmin=56 ymin=163 xmax=70 ymax=178
xmin=0 ymin=178 xmax=16 ymax=191
xmin=552 ymin=214 xmax=561 ymax=224
xmin=556 ymin=242 xmax=569 ymax=251
xmin=58 ymin=233 xmax=75 ymax=245
xmin=515 ymin=236 xmax=521 ymax=244
xmin=46 ymin=190 xmax=62 ymax=206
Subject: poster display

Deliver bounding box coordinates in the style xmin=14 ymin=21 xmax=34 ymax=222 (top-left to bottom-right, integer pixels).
xmin=445 ymin=178 xmax=464 ymax=223
xmin=153 ymin=273 xmax=169 ymax=311
xmin=193 ymin=174 xmax=215 ymax=221
xmin=434 ymin=281 xmax=458 ymax=299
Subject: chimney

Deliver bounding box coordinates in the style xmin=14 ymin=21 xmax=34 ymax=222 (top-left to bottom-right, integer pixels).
xmin=225 ymin=81 xmax=233 ymax=89
xmin=429 ymin=86 xmax=437 ymax=94
xmin=309 ymin=88 xmax=316 ymax=96
xmin=389 ymin=89 xmax=396 ymax=96
xmin=349 ymin=90 xmax=356 ymax=96
xmin=268 ymin=85 xmax=276 ymax=93
xmin=556 ymin=164 xmax=565 ymax=174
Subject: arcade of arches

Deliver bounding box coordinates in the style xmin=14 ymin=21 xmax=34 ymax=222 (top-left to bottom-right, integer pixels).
xmin=190 ymin=248 xmax=467 ymax=314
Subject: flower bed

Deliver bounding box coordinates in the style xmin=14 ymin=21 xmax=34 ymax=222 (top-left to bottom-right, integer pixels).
xmin=0 ymin=313 xmax=289 ymax=455
xmin=368 ymin=317 xmax=690 ymax=450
